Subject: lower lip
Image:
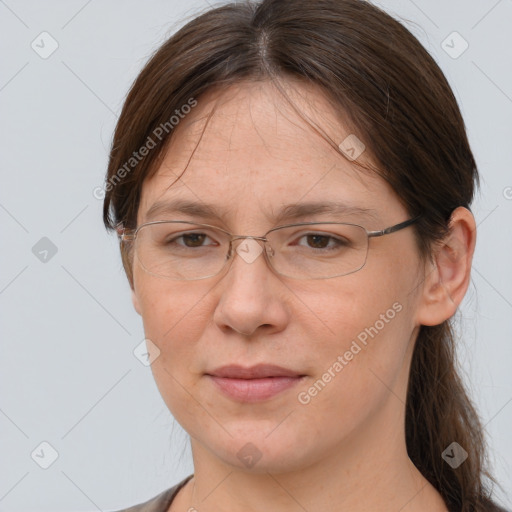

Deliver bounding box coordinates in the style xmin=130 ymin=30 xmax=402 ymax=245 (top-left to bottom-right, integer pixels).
xmin=207 ymin=375 xmax=305 ymax=402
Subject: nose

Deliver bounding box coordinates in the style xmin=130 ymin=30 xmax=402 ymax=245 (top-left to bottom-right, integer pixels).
xmin=212 ymin=237 xmax=287 ymax=337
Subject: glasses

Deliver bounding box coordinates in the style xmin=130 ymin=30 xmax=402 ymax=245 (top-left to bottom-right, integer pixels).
xmin=117 ymin=216 xmax=420 ymax=281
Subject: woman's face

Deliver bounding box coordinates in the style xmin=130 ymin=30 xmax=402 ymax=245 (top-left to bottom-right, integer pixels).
xmin=131 ymin=80 xmax=425 ymax=474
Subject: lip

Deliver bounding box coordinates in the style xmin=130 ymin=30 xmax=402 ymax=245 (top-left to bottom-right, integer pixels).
xmin=207 ymin=364 xmax=303 ymax=379
xmin=205 ymin=364 xmax=306 ymax=402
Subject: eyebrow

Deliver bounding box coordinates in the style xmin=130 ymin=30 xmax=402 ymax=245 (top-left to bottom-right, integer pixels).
xmin=143 ymin=198 xmax=378 ymax=225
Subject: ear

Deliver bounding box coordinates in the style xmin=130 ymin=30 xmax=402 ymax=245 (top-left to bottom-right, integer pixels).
xmin=415 ymin=206 xmax=476 ymax=326
xmin=131 ymin=288 xmax=142 ymax=316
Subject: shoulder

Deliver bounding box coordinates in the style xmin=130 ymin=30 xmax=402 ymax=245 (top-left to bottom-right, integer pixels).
xmin=109 ymin=474 xmax=194 ymax=512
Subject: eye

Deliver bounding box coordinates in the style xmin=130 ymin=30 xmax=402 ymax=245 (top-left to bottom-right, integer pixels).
xmin=296 ymin=233 xmax=349 ymax=251
xmin=166 ymin=231 xmax=217 ymax=248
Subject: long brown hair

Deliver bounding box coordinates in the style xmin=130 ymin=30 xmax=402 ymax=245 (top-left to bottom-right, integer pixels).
xmin=102 ymin=1 xmax=504 ymax=510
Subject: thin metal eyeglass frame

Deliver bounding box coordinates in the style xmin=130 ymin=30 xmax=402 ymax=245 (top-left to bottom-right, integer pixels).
xmin=116 ymin=215 xmax=421 ymax=280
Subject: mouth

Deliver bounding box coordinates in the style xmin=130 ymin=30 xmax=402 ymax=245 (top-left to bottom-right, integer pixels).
xmin=205 ymin=364 xmax=306 ymax=402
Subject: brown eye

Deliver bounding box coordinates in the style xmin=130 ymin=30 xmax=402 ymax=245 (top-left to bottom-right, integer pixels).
xmin=295 ymin=233 xmax=350 ymax=251
xmin=175 ymin=233 xmax=209 ymax=248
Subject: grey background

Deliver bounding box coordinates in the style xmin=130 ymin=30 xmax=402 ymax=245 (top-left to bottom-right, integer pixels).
xmin=0 ymin=0 xmax=511 ymax=510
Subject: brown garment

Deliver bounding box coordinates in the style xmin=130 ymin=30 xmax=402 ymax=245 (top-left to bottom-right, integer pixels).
xmin=111 ymin=474 xmax=193 ymax=512
xmin=110 ymin=474 xmax=510 ymax=512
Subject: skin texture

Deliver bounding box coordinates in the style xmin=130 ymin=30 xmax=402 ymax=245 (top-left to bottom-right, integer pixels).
xmin=128 ymin=80 xmax=476 ymax=512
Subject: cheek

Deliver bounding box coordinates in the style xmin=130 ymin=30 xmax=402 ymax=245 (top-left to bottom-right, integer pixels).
xmin=293 ymin=260 xmax=408 ymax=347
xmin=293 ymin=257 xmax=416 ymax=403
xmin=303 ymin=282 xmax=410 ymax=381
xmin=133 ymin=274 xmax=209 ymax=368
xmin=133 ymin=276 xmax=212 ymax=421
xmin=293 ymin=298 xmax=412 ymax=446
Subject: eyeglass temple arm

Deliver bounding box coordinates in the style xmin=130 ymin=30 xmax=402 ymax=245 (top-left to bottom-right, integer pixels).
xmin=367 ymin=215 xmax=421 ymax=238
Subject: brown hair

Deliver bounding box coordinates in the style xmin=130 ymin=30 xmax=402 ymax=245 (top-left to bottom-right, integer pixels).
xmin=102 ymin=1 xmax=504 ymax=510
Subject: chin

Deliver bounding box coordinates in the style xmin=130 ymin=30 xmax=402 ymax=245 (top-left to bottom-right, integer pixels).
xmin=205 ymin=427 xmax=320 ymax=475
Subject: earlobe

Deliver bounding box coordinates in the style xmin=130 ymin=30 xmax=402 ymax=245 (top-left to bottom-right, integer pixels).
xmin=415 ymin=207 xmax=476 ymax=326
xmin=131 ymin=288 xmax=142 ymax=316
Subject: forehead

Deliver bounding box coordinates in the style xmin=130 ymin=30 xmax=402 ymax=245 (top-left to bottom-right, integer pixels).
xmin=164 ymin=80 xmax=345 ymax=169
xmin=137 ymin=80 xmax=401 ymax=228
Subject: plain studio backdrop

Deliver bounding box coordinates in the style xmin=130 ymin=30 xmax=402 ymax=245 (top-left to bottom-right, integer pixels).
xmin=0 ymin=0 xmax=511 ymax=510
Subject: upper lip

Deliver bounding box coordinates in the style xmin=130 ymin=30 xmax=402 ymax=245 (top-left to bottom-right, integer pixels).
xmin=207 ymin=364 xmax=304 ymax=379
